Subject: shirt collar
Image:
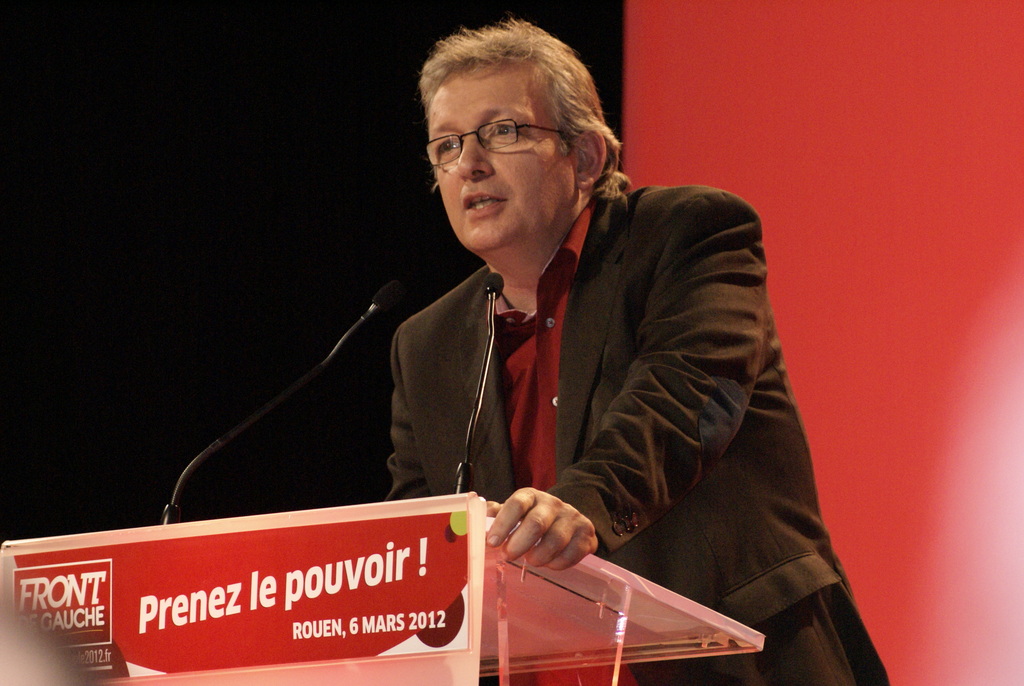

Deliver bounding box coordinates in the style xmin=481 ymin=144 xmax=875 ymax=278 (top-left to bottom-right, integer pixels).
xmin=495 ymin=200 xmax=595 ymax=315
xmin=556 ymin=198 xmax=594 ymax=266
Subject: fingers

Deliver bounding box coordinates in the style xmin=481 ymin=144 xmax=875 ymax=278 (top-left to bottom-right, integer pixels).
xmin=487 ymin=489 xmax=540 ymax=548
xmin=528 ymin=520 xmax=598 ymax=570
xmin=486 ymin=489 xmax=598 ymax=570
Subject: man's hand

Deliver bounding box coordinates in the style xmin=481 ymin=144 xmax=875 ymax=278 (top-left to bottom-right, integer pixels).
xmin=486 ymin=488 xmax=598 ymax=570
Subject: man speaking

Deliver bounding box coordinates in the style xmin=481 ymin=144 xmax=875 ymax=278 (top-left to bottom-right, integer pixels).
xmin=385 ymin=17 xmax=887 ymax=685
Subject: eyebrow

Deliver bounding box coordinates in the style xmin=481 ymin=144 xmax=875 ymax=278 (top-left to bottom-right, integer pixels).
xmin=428 ymin=110 xmax=524 ymax=137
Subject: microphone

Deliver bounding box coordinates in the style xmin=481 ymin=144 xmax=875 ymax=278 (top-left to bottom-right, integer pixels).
xmin=160 ymin=280 xmax=405 ymax=524
xmin=454 ymin=272 xmax=503 ymax=494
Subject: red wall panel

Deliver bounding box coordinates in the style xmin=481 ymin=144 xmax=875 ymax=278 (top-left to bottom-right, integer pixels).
xmin=624 ymin=2 xmax=1024 ymax=683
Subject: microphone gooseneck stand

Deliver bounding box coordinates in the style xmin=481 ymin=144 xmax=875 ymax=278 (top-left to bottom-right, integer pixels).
xmin=160 ymin=280 xmax=405 ymax=524
xmin=454 ymin=272 xmax=504 ymax=494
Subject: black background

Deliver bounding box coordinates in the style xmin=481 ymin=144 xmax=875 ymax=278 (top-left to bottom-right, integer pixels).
xmin=3 ymin=3 xmax=623 ymax=543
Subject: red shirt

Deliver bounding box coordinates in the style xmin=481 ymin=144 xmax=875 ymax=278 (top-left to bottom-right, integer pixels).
xmin=494 ymin=203 xmax=640 ymax=686
xmin=495 ymin=202 xmax=593 ymax=491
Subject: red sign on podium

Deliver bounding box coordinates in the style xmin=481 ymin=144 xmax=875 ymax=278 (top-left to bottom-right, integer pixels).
xmin=2 ymin=496 xmax=485 ymax=683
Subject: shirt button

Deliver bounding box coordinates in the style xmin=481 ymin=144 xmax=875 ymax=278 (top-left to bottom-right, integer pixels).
xmin=545 ymin=317 xmax=556 ymax=328
xmin=551 ymin=396 xmax=558 ymax=407
xmin=505 ymin=317 xmax=516 ymax=325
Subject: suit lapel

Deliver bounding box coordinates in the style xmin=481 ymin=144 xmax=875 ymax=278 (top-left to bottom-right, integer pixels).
xmin=458 ymin=273 xmax=516 ymax=500
xmin=471 ymin=351 xmax=516 ymax=500
xmin=556 ymin=197 xmax=629 ymax=472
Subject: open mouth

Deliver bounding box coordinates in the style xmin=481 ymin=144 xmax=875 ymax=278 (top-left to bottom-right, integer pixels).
xmin=465 ymin=195 xmax=504 ymax=210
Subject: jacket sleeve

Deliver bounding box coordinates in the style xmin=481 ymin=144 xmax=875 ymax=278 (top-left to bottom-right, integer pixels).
xmin=549 ymin=187 xmax=774 ymax=555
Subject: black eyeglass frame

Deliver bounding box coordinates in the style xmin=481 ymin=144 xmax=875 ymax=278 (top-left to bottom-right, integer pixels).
xmin=426 ymin=118 xmax=565 ymax=168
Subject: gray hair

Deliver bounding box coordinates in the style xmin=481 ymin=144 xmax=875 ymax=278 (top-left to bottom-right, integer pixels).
xmin=419 ymin=18 xmax=630 ymax=200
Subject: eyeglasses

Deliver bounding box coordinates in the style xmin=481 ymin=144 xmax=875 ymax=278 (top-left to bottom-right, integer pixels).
xmin=426 ymin=119 xmax=564 ymax=168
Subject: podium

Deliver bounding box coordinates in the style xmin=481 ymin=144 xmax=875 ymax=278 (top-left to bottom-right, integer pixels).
xmin=2 ymin=495 xmax=762 ymax=684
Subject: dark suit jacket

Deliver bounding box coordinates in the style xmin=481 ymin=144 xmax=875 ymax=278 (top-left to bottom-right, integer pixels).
xmin=386 ymin=186 xmax=881 ymax=678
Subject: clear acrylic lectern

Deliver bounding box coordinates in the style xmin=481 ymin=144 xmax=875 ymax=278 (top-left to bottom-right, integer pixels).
xmin=2 ymin=494 xmax=762 ymax=685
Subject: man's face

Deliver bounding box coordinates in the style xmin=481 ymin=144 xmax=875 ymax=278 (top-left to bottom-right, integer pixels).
xmin=427 ymin=64 xmax=586 ymax=270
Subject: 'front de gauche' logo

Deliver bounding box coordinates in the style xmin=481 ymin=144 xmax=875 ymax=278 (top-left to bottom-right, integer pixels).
xmin=15 ymin=559 xmax=113 ymax=646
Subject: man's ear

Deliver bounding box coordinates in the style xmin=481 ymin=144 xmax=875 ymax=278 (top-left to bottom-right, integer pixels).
xmin=573 ymin=130 xmax=607 ymax=191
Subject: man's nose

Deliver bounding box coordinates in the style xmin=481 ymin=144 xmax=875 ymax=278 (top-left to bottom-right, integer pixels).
xmin=454 ymin=134 xmax=493 ymax=177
